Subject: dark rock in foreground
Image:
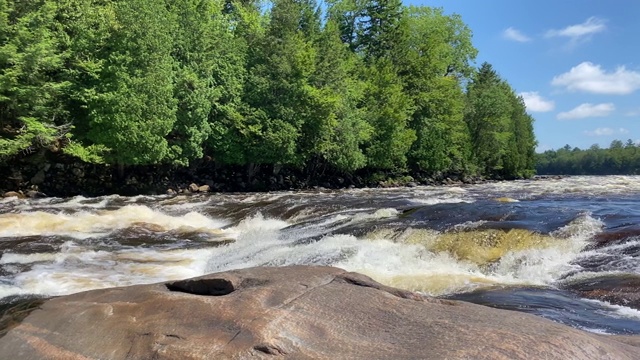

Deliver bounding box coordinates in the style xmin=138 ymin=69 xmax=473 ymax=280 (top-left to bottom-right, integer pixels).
xmin=0 ymin=266 xmax=639 ymax=359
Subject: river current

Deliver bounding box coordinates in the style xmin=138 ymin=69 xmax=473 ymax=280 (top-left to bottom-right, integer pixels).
xmin=2 ymin=176 xmax=640 ymax=335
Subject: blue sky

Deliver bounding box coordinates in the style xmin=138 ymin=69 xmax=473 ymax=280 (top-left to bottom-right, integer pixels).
xmin=406 ymin=0 xmax=640 ymax=152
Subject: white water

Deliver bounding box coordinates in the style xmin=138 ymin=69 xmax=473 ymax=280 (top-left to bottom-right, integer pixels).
xmin=0 ymin=203 xmax=604 ymax=298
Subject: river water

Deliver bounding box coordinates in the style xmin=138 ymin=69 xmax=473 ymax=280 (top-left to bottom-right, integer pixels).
xmin=2 ymin=176 xmax=640 ymax=335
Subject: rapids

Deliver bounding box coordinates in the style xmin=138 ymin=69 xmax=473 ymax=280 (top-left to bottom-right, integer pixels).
xmin=2 ymin=175 xmax=640 ymax=334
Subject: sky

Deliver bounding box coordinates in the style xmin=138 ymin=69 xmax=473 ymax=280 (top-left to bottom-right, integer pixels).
xmin=406 ymin=0 xmax=640 ymax=152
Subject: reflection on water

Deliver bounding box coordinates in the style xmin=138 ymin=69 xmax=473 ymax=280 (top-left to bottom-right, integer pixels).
xmin=1 ymin=176 xmax=640 ymax=334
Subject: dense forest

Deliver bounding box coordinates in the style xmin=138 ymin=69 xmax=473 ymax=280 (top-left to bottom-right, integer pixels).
xmin=0 ymin=0 xmax=537 ymax=191
xmin=537 ymin=140 xmax=640 ymax=175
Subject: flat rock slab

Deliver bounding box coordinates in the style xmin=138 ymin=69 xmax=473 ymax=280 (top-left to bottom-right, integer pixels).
xmin=0 ymin=265 xmax=639 ymax=359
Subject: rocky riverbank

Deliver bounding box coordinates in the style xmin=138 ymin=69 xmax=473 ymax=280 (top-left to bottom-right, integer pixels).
xmin=0 ymin=266 xmax=637 ymax=359
xmin=0 ymin=152 xmax=488 ymax=198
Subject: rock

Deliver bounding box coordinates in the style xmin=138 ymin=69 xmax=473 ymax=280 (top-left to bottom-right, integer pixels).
xmin=494 ymin=197 xmax=519 ymax=203
xmin=71 ymin=167 xmax=84 ymax=178
xmin=562 ymin=274 xmax=640 ymax=310
xmin=188 ymin=183 xmax=199 ymax=193
xmin=406 ymin=182 xmax=418 ymax=187
xmin=29 ymin=170 xmax=46 ymax=185
xmin=0 ymin=266 xmax=638 ymax=360
xmin=198 ymin=185 xmax=210 ymax=193
xmin=25 ymin=190 xmax=47 ymax=199
xmin=2 ymin=191 xmax=24 ymax=199
xmin=166 ymin=188 xmax=177 ymax=195
xmin=588 ymin=225 xmax=640 ymax=248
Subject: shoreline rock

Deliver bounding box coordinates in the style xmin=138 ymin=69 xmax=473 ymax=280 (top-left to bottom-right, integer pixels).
xmin=0 ymin=266 xmax=638 ymax=359
xmin=0 ymin=152 xmax=498 ymax=198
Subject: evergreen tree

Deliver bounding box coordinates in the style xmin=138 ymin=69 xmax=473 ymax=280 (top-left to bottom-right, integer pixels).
xmin=75 ymin=0 xmax=178 ymax=166
xmin=311 ymin=18 xmax=370 ymax=172
xmin=401 ymin=7 xmax=477 ymax=174
xmin=464 ymin=63 xmax=513 ymax=176
xmin=362 ymin=58 xmax=415 ymax=170
xmin=0 ymin=0 xmax=70 ymax=158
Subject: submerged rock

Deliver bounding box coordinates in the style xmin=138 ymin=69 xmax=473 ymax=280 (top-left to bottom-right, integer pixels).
xmin=0 ymin=266 xmax=638 ymax=359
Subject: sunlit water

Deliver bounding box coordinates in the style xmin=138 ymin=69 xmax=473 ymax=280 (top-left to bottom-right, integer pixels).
xmin=2 ymin=176 xmax=640 ymax=334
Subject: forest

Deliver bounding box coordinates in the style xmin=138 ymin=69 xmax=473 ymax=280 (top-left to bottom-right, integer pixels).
xmin=0 ymin=0 xmax=537 ymax=185
xmin=536 ymin=140 xmax=640 ymax=175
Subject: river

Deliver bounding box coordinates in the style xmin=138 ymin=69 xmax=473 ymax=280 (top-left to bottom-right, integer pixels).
xmin=2 ymin=176 xmax=640 ymax=335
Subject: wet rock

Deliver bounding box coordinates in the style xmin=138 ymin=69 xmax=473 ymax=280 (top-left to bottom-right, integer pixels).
xmin=188 ymin=183 xmax=199 ymax=193
xmin=29 ymin=170 xmax=45 ymax=185
xmin=406 ymin=182 xmax=418 ymax=187
xmin=563 ymin=274 xmax=640 ymax=310
xmin=198 ymin=185 xmax=210 ymax=193
xmin=0 ymin=266 xmax=638 ymax=360
xmin=494 ymin=197 xmax=519 ymax=203
xmin=25 ymin=190 xmax=46 ymax=199
xmin=166 ymin=188 xmax=177 ymax=195
xmin=71 ymin=167 xmax=84 ymax=178
xmin=589 ymin=225 xmax=640 ymax=249
xmin=2 ymin=191 xmax=24 ymax=199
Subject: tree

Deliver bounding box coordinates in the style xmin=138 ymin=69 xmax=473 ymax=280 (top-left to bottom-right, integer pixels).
xmin=362 ymin=58 xmax=415 ymax=170
xmin=80 ymin=0 xmax=177 ymax=166
xmin=401 ymin=6 xmax=477 ymax=174
xmin=0 ymin=0 xmax=70 ymax=158
xmin=310 ymin=18 xmax=371 ymax=172
xmin=464 ymin=63 xmax=512 ymax=176
xmin=166 ymin=0 xmax=239 ymax=166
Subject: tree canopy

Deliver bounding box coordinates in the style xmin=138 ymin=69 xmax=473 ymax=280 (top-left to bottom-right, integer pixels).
xmin=537 ymin=140 xmax=640 ymax=175
xmin=0 ymin=0 xmax=537 ymax=180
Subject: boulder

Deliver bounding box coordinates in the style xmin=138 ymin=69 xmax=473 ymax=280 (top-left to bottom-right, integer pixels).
xmin=198 ymin=185 xmax=210 ymax=193
xmin=29 ymin=170 xmax=46 ymax=185
xmin=2 ymin=191 xmax=24 ymax=199
xmin=0 ymin=266 xmax=638 ymax=360
xmin=188 ymin=183 xmax=199 ymax=193
xmin=562 ymin=274 xmax=640 ymax=310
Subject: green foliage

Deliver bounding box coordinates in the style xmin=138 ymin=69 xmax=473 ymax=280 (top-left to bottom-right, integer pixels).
xmin=0 ymin=0 xmax=70 ymax=157
xmin=362 ymin=59 xmax=415 ymax=170
xmin=464 ymin=62 xmax=535 ymax=178
xmin=82 ymin=0 xmax=177 ymax=166
xmin=62 ymin=140 xmax=108 ymax=164
xmin=401 ymin=7 xmax=476 ymax=174
xmin=537 ymin=140 xmax=640 ymax=175
xmin=0 ymin=0 xmax=537 ymax=181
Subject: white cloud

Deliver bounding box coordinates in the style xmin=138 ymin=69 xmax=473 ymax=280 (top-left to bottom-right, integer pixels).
xmin=546 ymin=17 xmax=606 ymax=39
xmin=551 ymin=62 xmax=640 ymax=95
xmin=557 ymin=103 xmax=615 ymax=120
xmin=503 ymin=27 xmax=531 ymax=42
xmin=584 ymin=127 xmax=629 ymax=137
xmin=519 ymin=92 xmax=555 ymax=112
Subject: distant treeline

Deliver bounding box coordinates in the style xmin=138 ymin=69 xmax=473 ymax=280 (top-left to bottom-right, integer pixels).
xmin=0 ymin=0 xmax=536 ymax=180
xmin=536 ymin=140 xmax=640 ymax=175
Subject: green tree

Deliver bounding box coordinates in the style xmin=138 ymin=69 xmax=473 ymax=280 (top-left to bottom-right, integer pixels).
xmin=464 ymin=63 xmax=512 ymax=176
xmin=311 ymin=18 xmax=371 ymax=172
xmin=362 ymin=59 xmax=415 ymax=170
xmin=0 ymin=0 xmax=70 ymax=158
xmin=166 ymin=0 xmax=230 ymax=165
xmin=401 ymin=7 xmax=477 ymax=174
xmin=80 ymin=0 xmax=177 ymax=166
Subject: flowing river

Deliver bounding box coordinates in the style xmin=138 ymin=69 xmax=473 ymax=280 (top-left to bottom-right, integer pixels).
xmin=2 ymin=176 xmax=640 ymax=335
